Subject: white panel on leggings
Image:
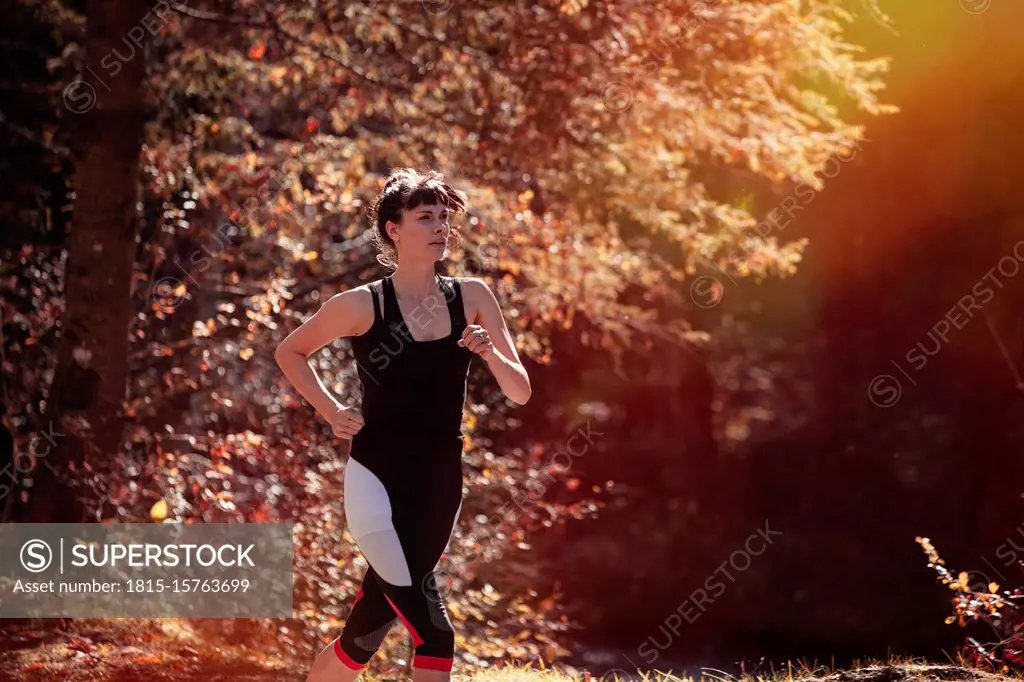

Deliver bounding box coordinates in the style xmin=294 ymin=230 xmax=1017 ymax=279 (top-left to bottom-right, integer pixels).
xmin=344 ymin=458 xmax=412 ymax=586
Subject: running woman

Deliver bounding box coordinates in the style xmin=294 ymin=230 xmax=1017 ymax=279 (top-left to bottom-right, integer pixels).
xmin=275 ymin=168 xmax=532 ymax=682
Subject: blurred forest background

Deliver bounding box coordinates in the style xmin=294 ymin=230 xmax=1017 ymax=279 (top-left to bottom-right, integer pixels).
xmin=1 ymin=0 xmax=1024 ymax=678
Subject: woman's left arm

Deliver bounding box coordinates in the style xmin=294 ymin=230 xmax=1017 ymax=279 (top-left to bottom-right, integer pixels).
xmin=458 ymin=278 xmax=532 ymax=405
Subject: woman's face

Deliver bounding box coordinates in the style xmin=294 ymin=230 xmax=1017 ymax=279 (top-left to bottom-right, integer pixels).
xmin=389 ymin=202 xmax=451 ymax=262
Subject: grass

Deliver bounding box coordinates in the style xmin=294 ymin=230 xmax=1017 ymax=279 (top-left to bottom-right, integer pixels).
xmin=1 ymin=620 xmax=1021 ymax=682
xmin=487 ymin=657 xmax=1024 ymax=682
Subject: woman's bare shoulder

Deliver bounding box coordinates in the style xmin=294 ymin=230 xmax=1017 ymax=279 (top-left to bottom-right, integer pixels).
xmin=322 ymin=280 xmax=383 ymax=336
xmin=452 ymin=276 xmax=486 ymax=290
xmin=454 ymin=277 xmax=495 ymax=299
xmin=451 ymin=277 xmax=499 ymax=325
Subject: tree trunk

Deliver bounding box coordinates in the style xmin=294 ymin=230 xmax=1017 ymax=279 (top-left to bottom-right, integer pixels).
xmin=7 ymin=0 xmax=147 ymax=522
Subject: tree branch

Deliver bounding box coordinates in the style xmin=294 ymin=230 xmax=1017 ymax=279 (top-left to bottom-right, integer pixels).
xmin=0 ymin=110 xmax=70 ymax=158
xmin=264 ymin=11 xmax=411 ymax=93
xmin=169 ymin=2 xmax=267 ymax=27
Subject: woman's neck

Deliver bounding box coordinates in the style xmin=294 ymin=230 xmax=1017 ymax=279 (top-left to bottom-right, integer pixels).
xmin=391 ymin=265 xmax=440 ymax=302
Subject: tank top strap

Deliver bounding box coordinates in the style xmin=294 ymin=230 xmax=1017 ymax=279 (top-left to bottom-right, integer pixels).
xmin=380 ymin=275 xmax=404 ymax=328
xmin=443 ymin=276 xmax=468 ymax=333
xmin=369 ymin=280 xmax=383 ymax=326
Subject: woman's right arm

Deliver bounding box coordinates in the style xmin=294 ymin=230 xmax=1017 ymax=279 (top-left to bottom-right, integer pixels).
xmin=274 ymin=287 xmax=373 ymax=437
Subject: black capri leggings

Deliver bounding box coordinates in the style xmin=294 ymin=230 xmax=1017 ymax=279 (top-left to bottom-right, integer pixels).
xmin=334 ymin=442 xmax=463 ymax=672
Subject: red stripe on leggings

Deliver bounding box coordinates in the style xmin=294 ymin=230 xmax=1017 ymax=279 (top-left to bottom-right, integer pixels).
xmin=383 ymin=594 xmax=425 ymax=647
xmin=333 ymin=638 xmax=365 ymax=670
xmin=415 ymin=655 xmax=454 ymax=671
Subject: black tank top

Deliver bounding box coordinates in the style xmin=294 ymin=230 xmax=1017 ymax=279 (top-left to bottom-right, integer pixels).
xmin=349 ymin=274 xmax=474 ymax=449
